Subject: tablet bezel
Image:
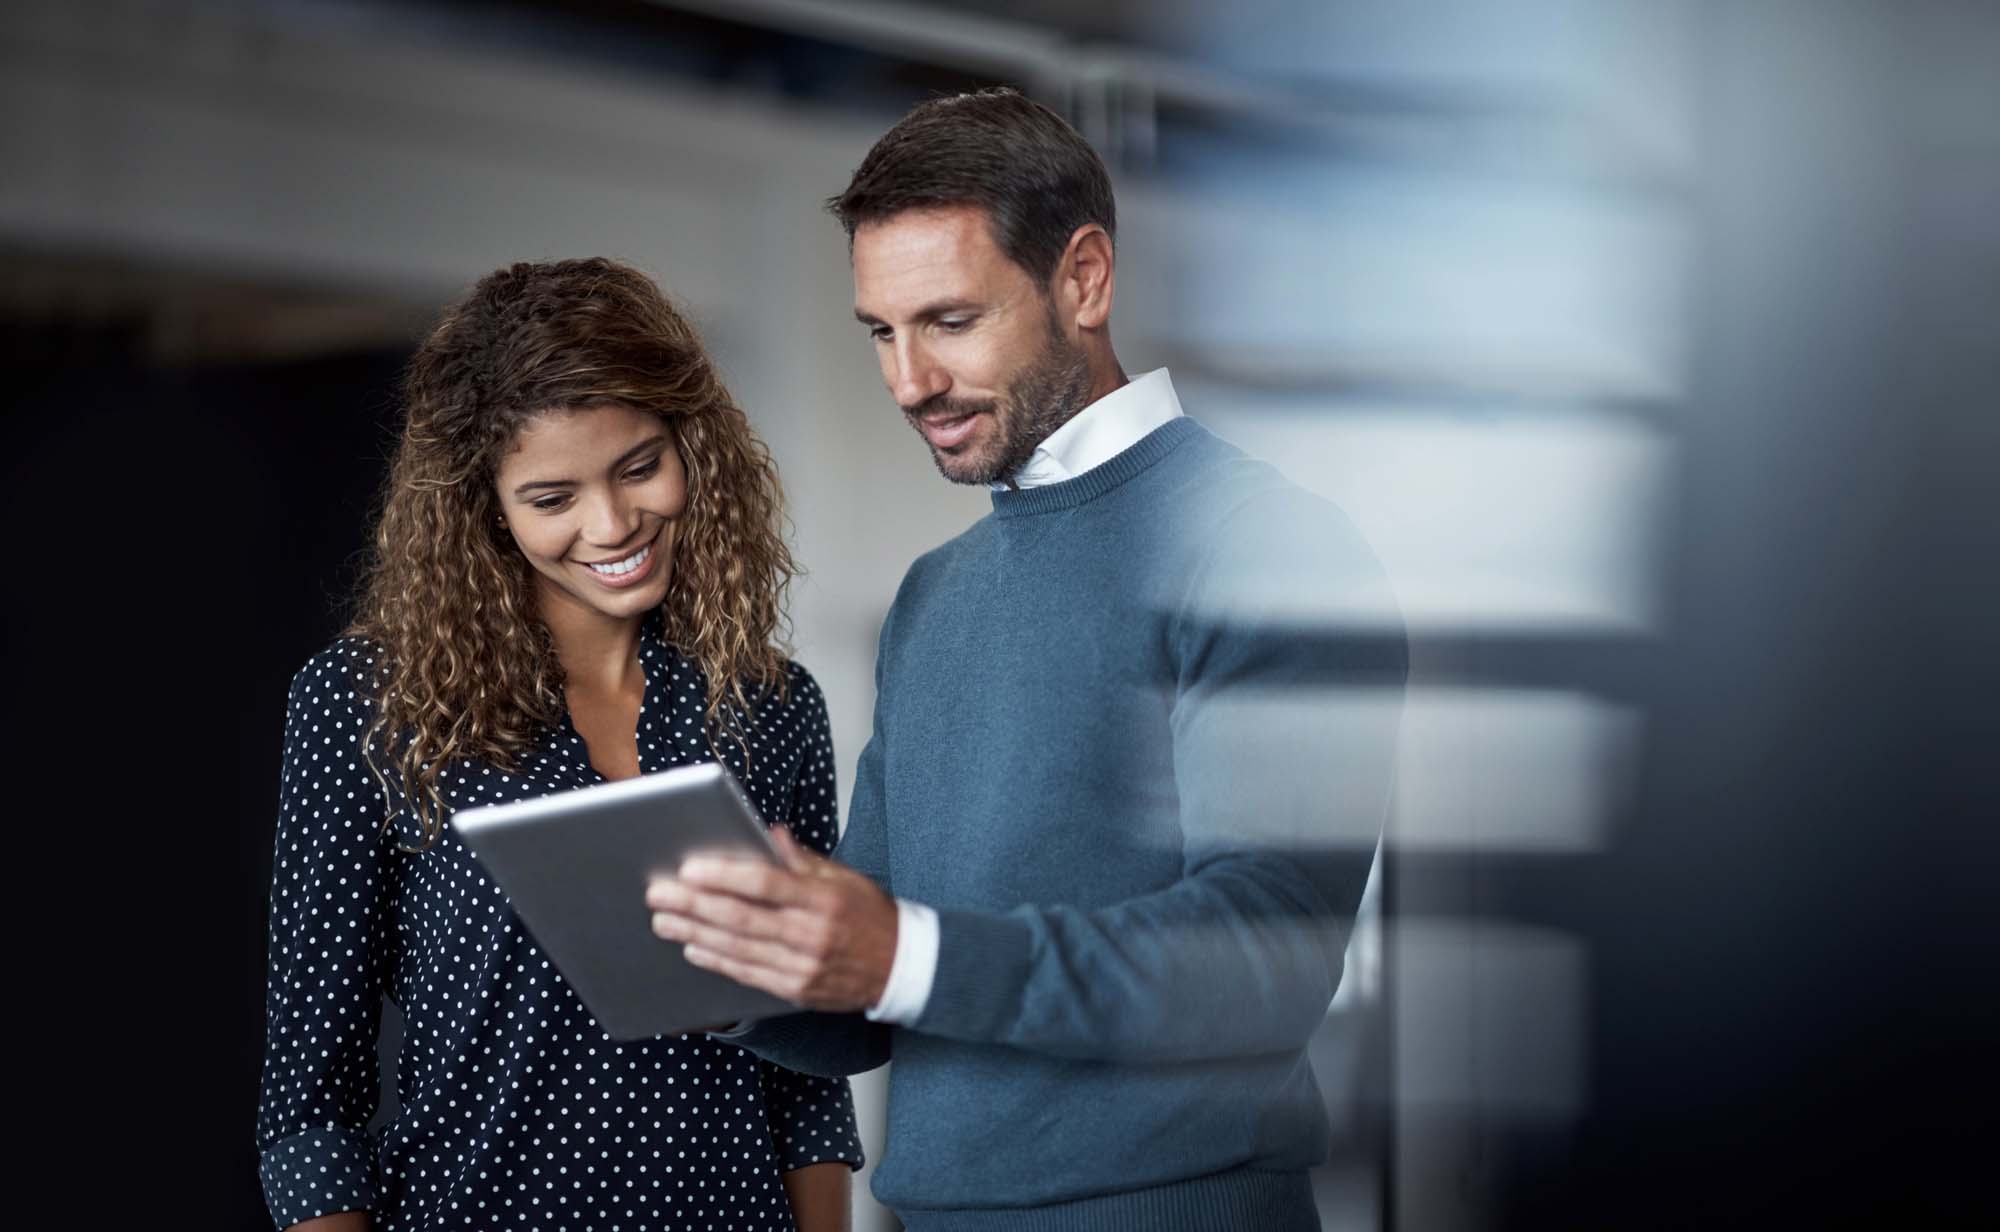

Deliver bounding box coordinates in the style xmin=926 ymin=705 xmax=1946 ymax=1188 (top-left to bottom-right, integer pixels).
xmin=451 ymin=761 xmax=796 ymax=1040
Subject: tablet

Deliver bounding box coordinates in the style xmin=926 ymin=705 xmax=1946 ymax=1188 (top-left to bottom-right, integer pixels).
xmin=452 ymin=761 xmax=796 ymax=1040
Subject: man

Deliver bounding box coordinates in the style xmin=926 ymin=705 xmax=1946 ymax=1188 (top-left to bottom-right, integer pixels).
xmin=648 ymin=88 xmax=1405 ymax=1230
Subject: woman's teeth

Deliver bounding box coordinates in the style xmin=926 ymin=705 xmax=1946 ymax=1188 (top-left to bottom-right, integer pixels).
xmin=587 ymin=544 xmax=651 ymax=576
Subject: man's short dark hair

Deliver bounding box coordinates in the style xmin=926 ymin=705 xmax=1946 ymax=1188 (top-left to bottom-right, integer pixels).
xmin=828 ymin=87 xmax=1116 ymax=285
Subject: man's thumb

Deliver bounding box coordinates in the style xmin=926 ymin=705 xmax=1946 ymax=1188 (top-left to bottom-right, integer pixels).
xmin=767 ymin=824 xmax=815 ymax=873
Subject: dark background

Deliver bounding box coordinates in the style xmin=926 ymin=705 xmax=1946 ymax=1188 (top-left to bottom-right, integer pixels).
xmin=7 ymin=342 xmax=407 ymax=1224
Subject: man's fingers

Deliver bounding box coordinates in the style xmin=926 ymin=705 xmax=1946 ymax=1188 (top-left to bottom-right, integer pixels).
xmin=677 ymin=853 xmax=817 ymax=905
xmin=684 ymin=944 xmax=803 ymax=1004
xmin=644 ymin=876 xmax=691 ymax=912
xmin=650 ymin=882 xmax=797 ymax=941
xmin=652 ymin=911 xmax=813 ymax=974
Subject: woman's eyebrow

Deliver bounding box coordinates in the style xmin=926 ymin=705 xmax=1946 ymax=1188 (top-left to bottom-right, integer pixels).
xmin=512 ymin=476 xmax=574 ymax=497
xmin=512 ymin=435 xmax=668 ymax=497
xmin=610 ymin=435 xmax=669 ymax=468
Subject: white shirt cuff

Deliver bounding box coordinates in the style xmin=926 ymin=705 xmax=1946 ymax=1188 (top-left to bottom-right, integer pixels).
xmin=865 ymin=898 xmax=939 ymax=1025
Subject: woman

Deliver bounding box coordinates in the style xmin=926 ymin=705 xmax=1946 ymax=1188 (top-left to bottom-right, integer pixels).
xmin=256 ymin=259 xmax=860 ymax=1231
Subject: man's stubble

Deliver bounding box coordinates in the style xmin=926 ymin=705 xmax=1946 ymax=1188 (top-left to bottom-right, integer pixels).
xmin=910 ymin=302 xmax=1093 ymax=487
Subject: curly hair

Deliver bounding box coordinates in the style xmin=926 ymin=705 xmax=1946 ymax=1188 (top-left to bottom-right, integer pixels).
xmin=347 ymin=258 xmax=797 ymax=848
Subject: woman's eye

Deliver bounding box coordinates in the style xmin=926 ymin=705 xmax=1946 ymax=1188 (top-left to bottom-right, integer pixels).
xmin=531 ymin=495 xmax=569 ymax=512
xmin=625 ymin=460 xmax=660 ymax=481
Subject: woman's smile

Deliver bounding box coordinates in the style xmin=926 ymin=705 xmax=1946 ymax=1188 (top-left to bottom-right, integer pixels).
xmin=578 ymin=535 xmax=658 ymax=588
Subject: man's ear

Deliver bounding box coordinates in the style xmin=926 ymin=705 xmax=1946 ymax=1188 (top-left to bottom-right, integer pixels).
xmin=1055 ymin=223 xmax=1116 ymax=331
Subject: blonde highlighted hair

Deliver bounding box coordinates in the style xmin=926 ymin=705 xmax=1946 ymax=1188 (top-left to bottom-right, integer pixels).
xmin=347 ymin=258 xmax=796 ymax=847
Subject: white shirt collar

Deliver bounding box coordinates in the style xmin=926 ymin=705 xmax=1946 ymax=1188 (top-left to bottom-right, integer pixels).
xmin=998 ymin=368 xmax=1185 ymax=491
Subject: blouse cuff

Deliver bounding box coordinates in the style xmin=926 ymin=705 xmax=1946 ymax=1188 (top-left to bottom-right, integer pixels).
xmin=779 ymin=1140 xmax=867 ymax=1173
xmin=776 ymin=1128 xmax=866 ymax=1174
xmin=259 ymin=1125 xmax=378 ymax=1229
xmin=763 ymin=1068 xmax=867 ymax=1174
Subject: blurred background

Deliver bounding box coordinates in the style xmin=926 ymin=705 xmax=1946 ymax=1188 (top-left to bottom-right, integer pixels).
xmin=5 ymin=0 xmax=1993 ymax=1227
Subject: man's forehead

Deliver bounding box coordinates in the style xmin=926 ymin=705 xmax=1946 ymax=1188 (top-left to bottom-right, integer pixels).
xmin=852 ymin=206 xmax=1012 ymax=309
xmin=854 ymin=203 xmax=995 ymax=251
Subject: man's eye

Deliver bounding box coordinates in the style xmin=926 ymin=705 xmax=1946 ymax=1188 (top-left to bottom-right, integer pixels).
xmin=938 ymin=318 xmax=971 ymax=333
xmin=869 ymin=326 xmax=893 ymax=343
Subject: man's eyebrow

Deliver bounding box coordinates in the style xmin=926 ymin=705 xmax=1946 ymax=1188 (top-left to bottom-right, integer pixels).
xmin=511 ymin=435 xmax=668 ymax=497
xmin=854 ymin=300 xmax=981 ymax=327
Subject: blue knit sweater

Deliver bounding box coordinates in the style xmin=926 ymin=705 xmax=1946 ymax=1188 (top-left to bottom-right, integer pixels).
xmin=737 ymin=418 xmax=1405 ymax=1230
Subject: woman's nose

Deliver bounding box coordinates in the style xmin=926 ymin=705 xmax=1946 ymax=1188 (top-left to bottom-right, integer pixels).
xmin=582 ymin=490 xmax=642 ymax=548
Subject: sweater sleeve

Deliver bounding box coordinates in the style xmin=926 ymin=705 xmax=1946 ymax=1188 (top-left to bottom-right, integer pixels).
xmin=753 ymin=670 xmax=868 ymax=1166
xmin=726 ymin=661 xmax=896 ymax=1079
xmin=914 ymin=489 xmax=1406 ymax=1062
xmin=255 ymin=643 xmax=398 ymax=1227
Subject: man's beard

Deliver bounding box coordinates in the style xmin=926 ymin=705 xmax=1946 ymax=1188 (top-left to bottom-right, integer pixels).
xmin=905 ymin=312 xmax=1093 ymax=487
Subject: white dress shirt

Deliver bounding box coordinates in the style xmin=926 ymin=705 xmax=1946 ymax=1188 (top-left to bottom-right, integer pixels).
xmin=866 ymin=368 xmax=1186 ymax=1025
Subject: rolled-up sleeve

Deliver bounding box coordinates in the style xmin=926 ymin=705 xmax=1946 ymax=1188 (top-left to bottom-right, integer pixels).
xmin=255 ymin=643 xmax=397 ymax=1227
xmin=757 ymin=1061 xmax=865 ymax=1172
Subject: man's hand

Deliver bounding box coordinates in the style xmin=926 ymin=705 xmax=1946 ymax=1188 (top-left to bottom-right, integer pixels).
xmin=646 ymin=827 xmax=898 ymax=1013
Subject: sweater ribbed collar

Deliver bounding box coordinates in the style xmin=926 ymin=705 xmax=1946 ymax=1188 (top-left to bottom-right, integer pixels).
xmin=989 ymin=417 xmax=1205 ymax=519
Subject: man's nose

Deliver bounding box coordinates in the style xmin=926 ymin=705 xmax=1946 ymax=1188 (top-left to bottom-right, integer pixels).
xmin=889 ymin=338 xmax=950 ymax=411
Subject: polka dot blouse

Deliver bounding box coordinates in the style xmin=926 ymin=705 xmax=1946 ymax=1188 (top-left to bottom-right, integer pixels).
xmin=256 ymin=627 xmax=862 ymax=1230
